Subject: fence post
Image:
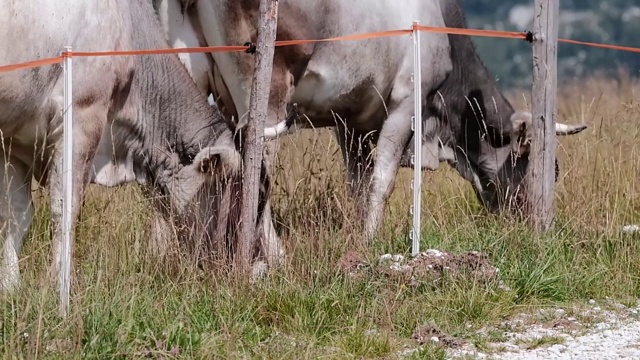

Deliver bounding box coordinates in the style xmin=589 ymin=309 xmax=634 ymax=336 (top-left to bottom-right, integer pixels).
xmin=237 ymin=0 xmax=279 ymax=274
xmin=411 ymin=21 xmax=422 ymax=257
xmin=527 ymin=1 xmax=560 ymax=232
xmin=60 ymin=46 xmax=73 ymax=317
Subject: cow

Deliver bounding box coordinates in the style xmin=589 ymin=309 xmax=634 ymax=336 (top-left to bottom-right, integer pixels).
xmin=0 ymin=0 xmax=289 ymax=291
xmin=396 ymin=0 xmax=588 ymax=212
xmin=155 ymin=0 xmax=587 ymax=250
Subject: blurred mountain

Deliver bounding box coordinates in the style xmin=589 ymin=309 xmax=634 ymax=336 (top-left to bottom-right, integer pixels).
xmin=460 ymin=0 xmax=640 ymax=88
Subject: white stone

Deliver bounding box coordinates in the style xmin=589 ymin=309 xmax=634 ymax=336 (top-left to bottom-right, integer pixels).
xmin=380 ymin=254 xmax=392 ymax=262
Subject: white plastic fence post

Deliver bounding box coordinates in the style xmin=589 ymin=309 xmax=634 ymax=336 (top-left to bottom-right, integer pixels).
xmin=411 ymin=22 xmax=422 ymax=257
xmin=60 ymin=46 xmax=73 ymax=317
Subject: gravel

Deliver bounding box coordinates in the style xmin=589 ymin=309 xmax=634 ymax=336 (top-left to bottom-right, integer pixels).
xmin=446 ymin=300 xmax=640 ymax=360
xmin=375 ymin=250 xmax=640 ymax=360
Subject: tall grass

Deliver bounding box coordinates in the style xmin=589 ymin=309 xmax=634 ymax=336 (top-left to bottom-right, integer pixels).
xmin=2 ymin=76 xmax=640 ymax=358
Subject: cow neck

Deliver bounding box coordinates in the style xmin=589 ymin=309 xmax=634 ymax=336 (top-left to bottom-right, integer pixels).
xmin=126 ymin=1 xmax=231 ymax=187
xmin=433 ymin=0 xmax=516 ymax=148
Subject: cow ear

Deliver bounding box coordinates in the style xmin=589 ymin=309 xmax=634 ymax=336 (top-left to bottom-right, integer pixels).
xmin=510 ymin=111 xmax=532 ymax=156
xmin=192 ymin=146 xmax=241 ymax=177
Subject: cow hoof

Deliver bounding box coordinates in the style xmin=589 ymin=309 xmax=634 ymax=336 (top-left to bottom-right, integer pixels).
xmin=250 ymin=260 xmax=269 ymax=283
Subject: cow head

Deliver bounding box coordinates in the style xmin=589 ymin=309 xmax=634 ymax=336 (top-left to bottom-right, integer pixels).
xmin=448 ymin=109 xmax=587 ymax=214
xmin=424 ymin=0 xmax=589 ymax=215
xmin=165 ymin=144 xmax=241 ymax=210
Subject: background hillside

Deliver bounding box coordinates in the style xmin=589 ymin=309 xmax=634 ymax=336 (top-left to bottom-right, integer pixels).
xmin=461 ymin=0 xmax=640 ymax=88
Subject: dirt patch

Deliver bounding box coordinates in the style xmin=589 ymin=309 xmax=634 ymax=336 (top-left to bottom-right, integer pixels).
xmin=337 ymin=251 xmax=368 ymax=277
xmin=412 ymin=321 xmax=464 ymax=348
xmin=377 ymin=249 xmax=502 ymax=288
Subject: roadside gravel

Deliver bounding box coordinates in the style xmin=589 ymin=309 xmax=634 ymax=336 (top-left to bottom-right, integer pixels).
xmin=447 ymin=300 xmax=640 ymax=359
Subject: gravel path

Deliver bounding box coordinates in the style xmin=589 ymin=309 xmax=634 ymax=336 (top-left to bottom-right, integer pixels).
xmin=489 ymin=321 xmax=640 ymax=359
xmin=447 ymin=300 xmax=640 ymax=359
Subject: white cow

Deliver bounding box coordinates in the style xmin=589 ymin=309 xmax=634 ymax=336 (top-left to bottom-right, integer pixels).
xmin=155 ymin=0 xmax=587 ymax=252
xmin=0 ymin=0 xmax=288 ymax=291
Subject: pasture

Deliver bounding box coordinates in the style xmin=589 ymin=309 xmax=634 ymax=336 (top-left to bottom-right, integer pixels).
xmin=2 ymin=74 xmax=640 ymax=359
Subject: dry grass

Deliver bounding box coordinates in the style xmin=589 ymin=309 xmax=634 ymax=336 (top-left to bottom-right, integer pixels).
xmin=2 ymin=76 xmax=640 ymax=359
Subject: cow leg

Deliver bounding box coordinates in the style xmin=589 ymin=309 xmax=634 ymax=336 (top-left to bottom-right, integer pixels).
xmin=363 ymin=99 xmax=414 ymax=242
xmin=334 ymin=126 xmax=374 ymax=214
xmin=255 ymin=127 xmax=285 ymax=271
xmin=48 ymin=104 xmax=104 ymax=288
xmin=0 ymin=156 xmax=34 ymax=292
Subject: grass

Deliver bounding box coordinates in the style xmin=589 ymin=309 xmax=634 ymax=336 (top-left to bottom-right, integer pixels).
xmin=2 ymin=75 xmax=640 ymax=358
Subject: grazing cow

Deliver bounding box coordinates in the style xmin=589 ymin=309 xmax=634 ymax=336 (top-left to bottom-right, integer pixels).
xmin=397 ymin=0 xmax=588 ymax=211
xmin=0 ymin=0 xmax=287 ymax=291
xmin=156 ymin=0 xmax=586 ymax=247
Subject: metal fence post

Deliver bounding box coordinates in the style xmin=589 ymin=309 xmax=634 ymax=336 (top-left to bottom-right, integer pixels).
xmin=411 ymin=21 xmax=422 ymax=256
xmin=60 ymin=46 xmax=73 ymax=317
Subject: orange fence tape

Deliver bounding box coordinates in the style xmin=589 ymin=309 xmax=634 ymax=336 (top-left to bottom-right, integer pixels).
xmin=559 ymin=38 xmax=640 ymax=54
xmin=0 ymin=56 xmax=63 ymax=73
xmin=274 ymin=29 xmax=412 ymax=47
xmin=70 ymin=45 xmax=249 ymax=58
xmin=415 ymin=25 xmax=528 ymax=40
xmin=1 ymin=24 xmax=639 ymax=74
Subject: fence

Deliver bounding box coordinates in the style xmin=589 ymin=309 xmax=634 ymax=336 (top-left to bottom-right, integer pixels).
xmin=1 ymin=18 xmax=640 ymax=317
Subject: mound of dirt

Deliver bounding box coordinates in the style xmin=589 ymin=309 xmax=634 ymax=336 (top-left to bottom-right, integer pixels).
xmin=377 ymin=249 xmax=501 ymax=287
xmin=337 ymin=249 xmax=504 ymax=289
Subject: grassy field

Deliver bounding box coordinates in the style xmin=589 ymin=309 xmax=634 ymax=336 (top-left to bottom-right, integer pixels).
xmin=2 ymin=76 xmax=640 ymax=359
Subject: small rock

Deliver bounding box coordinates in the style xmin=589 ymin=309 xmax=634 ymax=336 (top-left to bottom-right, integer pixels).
xmin=589 ymin=299 xmax=596 ymax=305
xmin=380 ymin=254 xmax=392 ymax=262
xmin=596 ymin=323 xmax=608 ymax=330
xmin=425 ymin=249 xmax=444 ymax=257
xmin=548 ymin=344 xmax=566 ymax=354
xmin=513 ymin=319 xmax=525 ymax=328
xmin=390 ymin=264 xmax=411 ymax=273
xmin=504 ymin=344 xmax=520 ymax=351
xmin=593 ymin=306 xmax=601 ymax=312
xmin=622 ymin=224 xmax=640 ymax=233
xmin=430 ymin=336 xmax=440 ymax=343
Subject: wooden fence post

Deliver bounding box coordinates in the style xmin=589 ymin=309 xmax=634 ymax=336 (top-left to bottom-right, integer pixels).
xmin=527 ymin=0 xmax=560 ymax=232
xmin=237 ymin=0 xmax=279 ymax=274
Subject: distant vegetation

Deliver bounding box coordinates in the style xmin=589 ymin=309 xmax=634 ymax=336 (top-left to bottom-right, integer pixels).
xmin=461 ymin=0 xmax=640 ymax=88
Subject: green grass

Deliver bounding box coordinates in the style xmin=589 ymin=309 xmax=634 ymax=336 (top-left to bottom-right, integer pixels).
xmin=2 ymin=77 xmax=640 ymax=358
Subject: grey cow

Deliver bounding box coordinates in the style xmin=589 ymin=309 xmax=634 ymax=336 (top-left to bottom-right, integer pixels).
xmin=0 ymin=0 xmax=285 ymax=291
xmin=398 ymin=0 xmax=587 ymax=211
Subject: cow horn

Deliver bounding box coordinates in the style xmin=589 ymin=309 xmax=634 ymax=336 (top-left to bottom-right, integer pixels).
xmin=263 ymin=103 xmax=300 ymax=140
xmin=555 ymin=122 xmax=588 ymax=135
xmin=263 ymin=119 xmax=298 ymax=140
